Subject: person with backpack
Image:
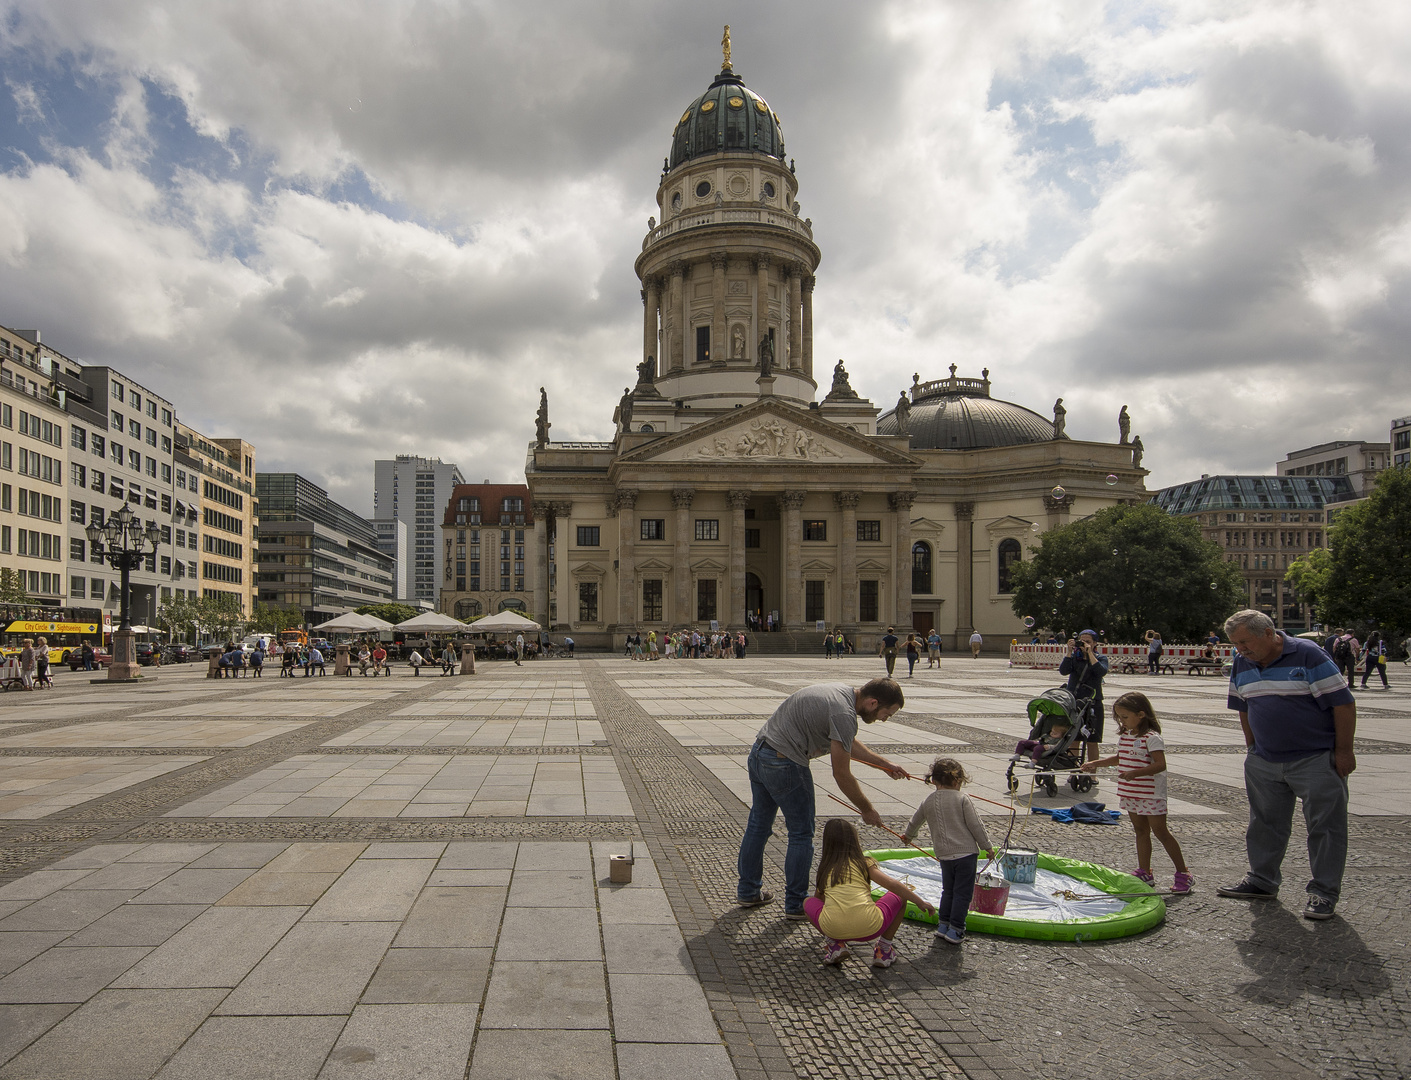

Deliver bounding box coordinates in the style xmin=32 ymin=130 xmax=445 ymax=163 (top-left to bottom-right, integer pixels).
xmin=1332 ymin=631 xmax=1359 ymax=688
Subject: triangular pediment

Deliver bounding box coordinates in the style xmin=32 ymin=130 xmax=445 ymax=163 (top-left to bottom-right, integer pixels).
xmin=616 ymin=400 xmax=918 ymax=468
xmin=857 ymin=558 xmax=890 ymax=572
xmin=636 ymin=558 xmax=675 ymax=572
xmin=801 ymin=559 xmax=835 ymax=572
xmin=910 ymin=516 xmax=947 ymax=533
xmin=985 ymin=515 xmax=1037 ymax=535
xmin=690 ymin=557 xmax=728 ymax=572
xmin=572 ymin=561 xmax=608 ymax=575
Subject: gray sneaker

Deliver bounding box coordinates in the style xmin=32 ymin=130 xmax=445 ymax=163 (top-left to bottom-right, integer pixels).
xmin=1303 ymin=895 xmax=1336 ymax=921
xmin=738 ymin=891 xmax=774 ymax=909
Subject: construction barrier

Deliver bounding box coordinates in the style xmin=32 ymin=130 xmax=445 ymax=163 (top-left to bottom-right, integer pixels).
xmin=1008 ymin=643 xmax=1235 ymax=671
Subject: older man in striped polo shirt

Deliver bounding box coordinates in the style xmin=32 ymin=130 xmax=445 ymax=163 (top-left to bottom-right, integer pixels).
xmin=1217 ymin=609 xmax=1356 ymax=921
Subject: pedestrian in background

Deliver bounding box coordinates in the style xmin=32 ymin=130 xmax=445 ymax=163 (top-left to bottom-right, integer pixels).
xmin=878 ymin=627 xmax=898 ymax=676
xmin=1360 ymin=632 xmax=1388 ymax=690
xmin=969 ymin=630 xmax=983 ymax=658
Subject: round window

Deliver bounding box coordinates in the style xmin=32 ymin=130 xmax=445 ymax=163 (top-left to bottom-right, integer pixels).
xmin=695 ymin=180 xmax=712 ymax=198
xmin=640 ymin=424 xmax=655 ymax=433
xmin=762 ymin=181 xmax=775 ymax=199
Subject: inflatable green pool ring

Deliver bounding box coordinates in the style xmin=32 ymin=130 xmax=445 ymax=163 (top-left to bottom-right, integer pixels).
xmin=867 ymin=848 xmax=1166 ymax=942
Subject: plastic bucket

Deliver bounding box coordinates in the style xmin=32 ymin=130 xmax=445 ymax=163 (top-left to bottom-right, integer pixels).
xmin=1001 ymin=848 xmax=1038 ymax=885
xmin=970 ymin=880 xmax=1010 ymax=916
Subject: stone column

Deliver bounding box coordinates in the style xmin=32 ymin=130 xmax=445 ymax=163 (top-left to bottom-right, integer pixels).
xmin=787 ymin=265 xmax=803 ymax=371
xmin=552 ymin=500 xmax=574 ymax=629
xmin=642 ymin=277 xmax=660 ymax=378
xmin=710 ymin=254 xmax=727 ymax=365
xmin=616 ymin=489 xmax=638 ymax=630
xmin=954 ymin=500 xmax=975 ymax=647
xmin=672 ymin=488 xmax=695 ymax=625
xmin=753 ymin=255 xmax=770 ymax=361
xmin=836 ymin=491 xmax=860 ymax=629
xmin=532 ymin=500 xmax=551 ymax=628
xmin=779 ymin=490 xmax=807 ymax=629
xmin=891 ymin=490 xmax=918 ymax=631
xmin=679 ymin=261 xmax=693 ymax=367
xmin=727 ymin=489 xmax=751 ymax=628
xmin=801 ymin=275 xmax=815 ymax=380
xmin=668 ymin=264 xmax=686 ymax=372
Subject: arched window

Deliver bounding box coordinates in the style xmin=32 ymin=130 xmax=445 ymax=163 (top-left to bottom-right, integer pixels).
xmin=911 ymin=541 xmax=932 ymax=595
xmin=454 ymin=599 xmax=481 ymax=620
xmin=498 ymin=597 xmax=527 ymax=612
xmin=997 ymin=538 xmax=1022 ymax=594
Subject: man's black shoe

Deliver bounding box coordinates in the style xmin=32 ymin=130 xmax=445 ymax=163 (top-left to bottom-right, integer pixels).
xmin=1215 ymin=878 xmax=1277 ymax=899
xmin=737 ymin=891 xmax=774 ymax=908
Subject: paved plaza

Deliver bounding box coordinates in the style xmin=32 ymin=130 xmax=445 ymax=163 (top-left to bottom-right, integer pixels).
xmin=0 ymin=656 xmax=1405 ymax=1079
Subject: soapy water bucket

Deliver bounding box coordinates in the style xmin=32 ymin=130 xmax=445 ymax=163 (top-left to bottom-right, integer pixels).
xmin=970 ymin=873 xmax=1011 ymax=916
xmin=1001 ymin=848 xmax=1038 ymax=885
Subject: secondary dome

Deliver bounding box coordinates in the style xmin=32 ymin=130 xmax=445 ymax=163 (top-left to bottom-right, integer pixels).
xmin=669 ymin=68 xmax=785 ymax=169
xmin=877 ymin=368 xmax=1059 ymax=449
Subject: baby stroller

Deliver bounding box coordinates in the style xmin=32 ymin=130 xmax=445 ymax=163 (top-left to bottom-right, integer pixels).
xmin=1005 ymin=687 xmax=1099 ymax=798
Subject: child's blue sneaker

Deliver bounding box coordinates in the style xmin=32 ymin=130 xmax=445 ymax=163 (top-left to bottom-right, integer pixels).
xmin=938 ymin=925 xmax=964 ymax=945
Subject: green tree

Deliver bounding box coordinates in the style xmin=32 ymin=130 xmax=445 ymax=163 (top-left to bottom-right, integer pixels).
xmin=1284 ymin=547 xmax=1333 ymax=625
xmin=355 ymin=602 xmax=419 ymax=625
xmin=249 ymin=603 xmax=302 ymax=636
xmin=156 ymin=596 xmax=198 ymax=642
xmin=1320 ymin=467 xmax=1411 ymax=635
xmin=0 ymin=568 xmax=30 ymax=604
xmin=1008 ymin=503 xmax=1245 ymax=642
xmin=194 ymin=594 xmax=247 ymax=641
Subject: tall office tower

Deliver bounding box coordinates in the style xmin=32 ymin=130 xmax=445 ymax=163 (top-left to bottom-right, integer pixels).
xmin=370 ymin=517 xmax=410 ymax=601
xmin=372 ymin=456 xmax=464 ymax=607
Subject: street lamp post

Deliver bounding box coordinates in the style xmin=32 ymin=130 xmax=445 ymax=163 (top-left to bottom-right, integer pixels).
xmin=86 ymin=504 xmax=160 ymax=681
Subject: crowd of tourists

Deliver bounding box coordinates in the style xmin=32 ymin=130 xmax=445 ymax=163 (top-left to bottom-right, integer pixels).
xmin=623 ymin=629 xmax=749 ymax=659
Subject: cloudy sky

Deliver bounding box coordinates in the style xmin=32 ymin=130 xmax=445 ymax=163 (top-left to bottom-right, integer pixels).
xmin=1 ymin=0 xmax=1407 ymax=512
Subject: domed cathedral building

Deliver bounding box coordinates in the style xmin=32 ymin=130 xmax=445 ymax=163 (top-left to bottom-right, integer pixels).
xmin=526 ymin=32 xmax=1146 ymax=650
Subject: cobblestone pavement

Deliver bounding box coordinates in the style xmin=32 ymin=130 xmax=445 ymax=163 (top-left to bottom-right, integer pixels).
xmin=0 ymin=657 xmax=1405 ymax=1079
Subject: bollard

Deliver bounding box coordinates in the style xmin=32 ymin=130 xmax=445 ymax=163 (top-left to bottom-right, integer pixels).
xmin=459 ymin=643 xmax=476 ymax=676
xmin=608 ymin=842 xmax=635 ymax=884
xmin=334 ymin=643 xmax=351 ymax=676
xmin=206 ymin=650 xmax=221 ymax=679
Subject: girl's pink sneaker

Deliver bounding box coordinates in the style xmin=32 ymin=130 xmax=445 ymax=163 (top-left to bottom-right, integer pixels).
xmin=1132 ymin=868 xmax=1156 ymax=887
xmin=1172 ymin=872 xmax=1194 ymax=895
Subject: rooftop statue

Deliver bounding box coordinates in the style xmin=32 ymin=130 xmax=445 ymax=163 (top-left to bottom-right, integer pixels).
xmin=894 ymin=391 xmax=912 ymax=436
xmin=828 ymin=359 xmax=857 ymax=399
xmin=1052 ymin=397 xmax=1067 ymax=439
xmin=1118 ymin=405 xmax=1130 ymax=445
xmin=535 ymin=387 xmax=551 ymax=448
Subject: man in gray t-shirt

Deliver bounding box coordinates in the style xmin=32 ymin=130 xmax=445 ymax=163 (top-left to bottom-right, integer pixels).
xmin=737 ymin=678 xmax=910 ymax=918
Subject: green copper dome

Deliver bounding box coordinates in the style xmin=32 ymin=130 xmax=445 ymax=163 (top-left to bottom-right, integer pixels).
xmin=669 ymin=70 xmax=786 ymax=169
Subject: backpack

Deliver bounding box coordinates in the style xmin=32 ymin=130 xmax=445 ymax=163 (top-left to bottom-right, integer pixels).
xmin=1332 ymin=637 xmax=1353 ymax=664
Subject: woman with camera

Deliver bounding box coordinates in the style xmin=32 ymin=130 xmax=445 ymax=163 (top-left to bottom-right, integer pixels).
xmin=1058 ymin=630 xmax=1110 ymax=764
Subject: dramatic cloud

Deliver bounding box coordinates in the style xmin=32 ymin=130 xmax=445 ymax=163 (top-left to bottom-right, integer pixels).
xmin=0 ymin=0 xmax=1405 ymax=511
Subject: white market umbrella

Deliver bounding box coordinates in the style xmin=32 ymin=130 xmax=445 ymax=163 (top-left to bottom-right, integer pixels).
xmin=469 ymin=611 xmax=542 ymax=634
xmin=358 ymin=614 xmax=394 ymax=631
xmin=311 ymin=613 xmax=376 ymax=633
xmin=394 ymin=611 xmax=469 ymax=633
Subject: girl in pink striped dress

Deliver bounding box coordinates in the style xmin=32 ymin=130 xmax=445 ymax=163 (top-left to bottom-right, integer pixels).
xmin=1080 ymin=691 xmax=1193 ymax=894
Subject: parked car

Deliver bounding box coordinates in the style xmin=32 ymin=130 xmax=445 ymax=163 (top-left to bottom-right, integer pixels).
xmin=164 ymin=643 xmax=198 ymax=664
xmin=67 ymin=648 xmax=113 ymax=671
xmin=135 ymin=642 xmax=160 ymax=666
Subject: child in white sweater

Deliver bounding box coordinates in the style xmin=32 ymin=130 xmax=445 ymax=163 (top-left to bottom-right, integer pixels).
xmin=901 ymin=758 xmax=994 ymax=944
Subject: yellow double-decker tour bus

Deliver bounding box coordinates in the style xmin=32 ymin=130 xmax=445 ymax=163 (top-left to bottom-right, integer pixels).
xmin=0 ymin=604 xmax=105 ymax=666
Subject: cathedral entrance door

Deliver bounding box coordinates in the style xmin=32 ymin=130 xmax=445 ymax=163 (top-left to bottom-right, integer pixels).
xmin=912 ymin=611 xmax=934 ymax=637
xmin=745 ymin=573 xmax=763 ymax=630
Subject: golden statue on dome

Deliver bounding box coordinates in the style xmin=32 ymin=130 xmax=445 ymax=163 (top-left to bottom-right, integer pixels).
xmin=722 ymin=25 xmax=733 ymax=72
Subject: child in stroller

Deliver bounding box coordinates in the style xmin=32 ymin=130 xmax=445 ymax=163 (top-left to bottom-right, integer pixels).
xmin=1005 ymin=687 xmax=1099 ymax=798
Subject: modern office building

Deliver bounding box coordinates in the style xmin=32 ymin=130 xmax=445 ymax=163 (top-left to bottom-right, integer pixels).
xmin=0 ymin=329 xmax=71 ymax=607
xmin=176 ymin=424 xmax=258 ymax=614
xmin=372 ymin=456 xmax=464 ymax=608
xmin=371 ymin=517 xmax=411 ymax=602
xmin=1277 ymin=439 xmax=1391 ymax=500
xmin=1150 ymin=474 xmax=1355 ymax=630
xmin=256 ymin=472 xmax=395 ymax=624
xmin=436 ymin=483 xmax=534 ymax=621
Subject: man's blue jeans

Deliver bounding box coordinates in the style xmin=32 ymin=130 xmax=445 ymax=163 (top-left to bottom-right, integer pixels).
xmin=737 ymin=740 xmax=815 ymax=912
xmin=1244 ymin=749 xmax=1349 ymax=902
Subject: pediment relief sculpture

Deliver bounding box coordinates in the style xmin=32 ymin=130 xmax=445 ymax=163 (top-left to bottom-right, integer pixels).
xmin=696 ymin=418 xmax=843 ymax=461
